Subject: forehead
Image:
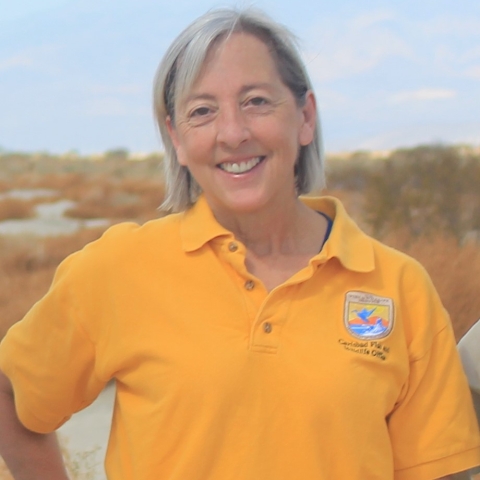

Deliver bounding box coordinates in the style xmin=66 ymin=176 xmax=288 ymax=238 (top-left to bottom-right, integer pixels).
xmin=179 ymin=32 xmax=280 ymax=100
xmin=205 ymin=32 xmax=274 ymax=67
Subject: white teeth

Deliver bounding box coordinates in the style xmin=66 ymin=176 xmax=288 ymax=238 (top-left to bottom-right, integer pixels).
xmin=219 ymin=157 xmax=262 ymax=174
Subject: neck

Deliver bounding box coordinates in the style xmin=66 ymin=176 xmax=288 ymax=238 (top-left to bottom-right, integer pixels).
xmin=209 ymin=195 xmax=325 ymax=258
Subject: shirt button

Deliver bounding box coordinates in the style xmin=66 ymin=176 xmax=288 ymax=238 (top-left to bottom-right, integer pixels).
xmin=228 ymin=242 xmax=238 ymax=252
xmin=263 ymin=322 xmax=272 ymax=333
xmin=244 ymin=280 xmax=255 ymax=290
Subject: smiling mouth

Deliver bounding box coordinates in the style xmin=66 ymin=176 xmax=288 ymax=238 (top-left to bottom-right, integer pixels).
xmin=217 ymin=156 xmax=265 ymax=174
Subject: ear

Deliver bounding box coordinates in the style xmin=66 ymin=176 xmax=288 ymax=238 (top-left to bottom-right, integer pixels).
xmin=298 ymin=90 xmax=317 ymax=146
xmin=166 ymin=116 xmax=188 ymax=166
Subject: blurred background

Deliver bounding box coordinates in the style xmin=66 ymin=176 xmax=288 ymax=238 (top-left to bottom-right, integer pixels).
xmin=0 ymin=1 xmax=479 ymax=478
xmin=1 ymin=0 xmax=479 ymax=153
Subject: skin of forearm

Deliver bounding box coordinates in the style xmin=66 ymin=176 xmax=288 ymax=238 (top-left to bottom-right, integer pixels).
xmin=0 ymin=372 xmax=69 ymax=480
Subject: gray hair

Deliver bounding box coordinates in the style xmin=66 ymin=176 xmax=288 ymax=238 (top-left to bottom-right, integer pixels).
xmin=153 ymin=7 xmax=325 ymax=212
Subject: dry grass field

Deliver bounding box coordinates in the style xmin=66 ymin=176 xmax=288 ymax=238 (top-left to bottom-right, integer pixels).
xmin=0 ymin=148 xmax=479 ymax=341
xmin=0 ymin=153 xmax=166 ymax=340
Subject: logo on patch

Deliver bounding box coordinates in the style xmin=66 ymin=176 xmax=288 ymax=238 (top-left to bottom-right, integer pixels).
xmin=344 ymin=291 xmax=394 ymax=340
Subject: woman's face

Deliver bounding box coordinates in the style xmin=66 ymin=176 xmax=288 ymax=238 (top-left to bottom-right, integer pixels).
xmin=167 ymin=32 xmax=316 ymax=216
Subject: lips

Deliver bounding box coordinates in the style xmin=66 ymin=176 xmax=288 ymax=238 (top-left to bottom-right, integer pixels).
xmin=217 ymin=156 xmax=264 ymax=174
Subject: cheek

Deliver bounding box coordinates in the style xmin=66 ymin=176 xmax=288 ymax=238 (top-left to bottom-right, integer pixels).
xmin=177 ymin=144 xmax=208 ymax=171
xmin=183 ymin=131 xmax=216 ymax=165
xmin=172 ymin=131 xmax=199 ymax=167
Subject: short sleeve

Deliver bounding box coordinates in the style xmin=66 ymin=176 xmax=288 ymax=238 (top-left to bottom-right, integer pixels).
xmin=389 ymin=264 xmax=480 ymax=479
xmin=0 ymin=251 xmax=107 ymax=433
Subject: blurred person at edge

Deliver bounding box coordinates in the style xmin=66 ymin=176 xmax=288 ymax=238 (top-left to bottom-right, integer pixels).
xmin=459 ymin=319 xmax=480 ymax=406
xmin=458 ymin=319 xmax=480 ymax=476
xmin=0 ymin=7 xmax=479 ymax=480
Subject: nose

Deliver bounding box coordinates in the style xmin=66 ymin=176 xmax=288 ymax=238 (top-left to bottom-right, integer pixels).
xmin=216 ymin=105 xmax=250 ymax=149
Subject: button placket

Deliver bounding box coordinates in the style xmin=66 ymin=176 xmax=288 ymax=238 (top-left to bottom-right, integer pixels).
xmin=249 ymin=289 xmax=292 ymax=352
xmin=250 ymin=317 xmax=279 ymax=352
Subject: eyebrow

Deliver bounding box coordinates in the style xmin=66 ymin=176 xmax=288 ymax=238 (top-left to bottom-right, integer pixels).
xmin=184 ymin=83 xmax=274 ymax=103
xmin=184 ymin=93 xmax=216 ymax=103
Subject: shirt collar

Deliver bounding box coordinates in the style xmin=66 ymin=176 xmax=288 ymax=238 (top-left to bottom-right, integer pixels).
xmin=302 ymin=196 xmax=375 ymax=273
xmin=181 ymin=195 xmax=375 ymax=273
xmin=180 ymin=195 xmax=233 ymax=252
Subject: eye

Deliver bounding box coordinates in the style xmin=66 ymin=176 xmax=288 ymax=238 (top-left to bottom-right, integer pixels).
xmin=247 ymin=96 xmax=268 ymax=107
xmin=190 ymin=106 xmax=211 ymax=117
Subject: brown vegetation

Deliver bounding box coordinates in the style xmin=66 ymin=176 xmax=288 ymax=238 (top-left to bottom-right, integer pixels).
xmin=0 ymin=198 xmax=36 ymax=221
xmin=63 ymin=176 xmax=166 ymax=222
xmin=363 ymin=146 xmax=480 ymax=240
xmin=0 ymin=146 xmax=479 ymax=343
xmin=0 ymin=153 xmax=167 ymax=339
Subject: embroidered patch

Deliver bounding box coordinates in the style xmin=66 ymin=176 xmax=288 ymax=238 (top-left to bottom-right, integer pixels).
xmin=344 ymin=291 xmax=394 ymax=340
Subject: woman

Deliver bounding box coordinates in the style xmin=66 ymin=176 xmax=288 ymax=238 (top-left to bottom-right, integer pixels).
xmin=0 ymin=7 xmax=479 ymax=480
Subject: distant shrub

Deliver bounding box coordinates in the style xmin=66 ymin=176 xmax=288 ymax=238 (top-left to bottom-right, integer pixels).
xmin=326 ymin=151 xmax=379 ymax=191
xmin=105 ymin=148 xmax=129 ymax=160
xmin=362 ymin=145 xmax=480 ymax=241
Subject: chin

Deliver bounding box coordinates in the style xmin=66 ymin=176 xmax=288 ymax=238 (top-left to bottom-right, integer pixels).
xmin=209 ymin=191 xmax=271 ymax=215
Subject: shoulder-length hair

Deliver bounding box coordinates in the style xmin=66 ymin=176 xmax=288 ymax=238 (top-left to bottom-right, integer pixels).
xmin=153 ymin=7 xmax=325 ymax=212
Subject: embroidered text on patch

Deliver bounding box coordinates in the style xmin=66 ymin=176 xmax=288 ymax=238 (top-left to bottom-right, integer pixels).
xmin=344 ymin=291 xmax=394 ymax=340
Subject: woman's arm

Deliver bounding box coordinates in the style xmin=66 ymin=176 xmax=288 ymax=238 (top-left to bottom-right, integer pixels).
xmin=0 ymin=370 xmax=69 ymax=480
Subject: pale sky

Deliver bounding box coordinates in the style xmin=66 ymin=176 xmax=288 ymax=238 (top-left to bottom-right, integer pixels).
xmin=0 ymin=0 xmax=479 ymax=154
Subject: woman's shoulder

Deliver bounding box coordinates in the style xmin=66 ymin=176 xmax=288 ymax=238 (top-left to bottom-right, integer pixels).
xmin=89 ymin=212 xmax=182 ymax=251
xmin=368 ymin=236 xmax=441 ymax=299
xmin=56 ymin=213 xmax=184 ymax=279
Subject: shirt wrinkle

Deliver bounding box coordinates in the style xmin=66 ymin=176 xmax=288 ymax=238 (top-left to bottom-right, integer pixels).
xmin=61 ymin=254 xmax=111 ymax=386
xmin=408 ymin=324 xmax=449 ymax=364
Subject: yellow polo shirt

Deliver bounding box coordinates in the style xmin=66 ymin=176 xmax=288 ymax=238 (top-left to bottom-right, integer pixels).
xmin=1 ymin=196 xmax=479 ymax=480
